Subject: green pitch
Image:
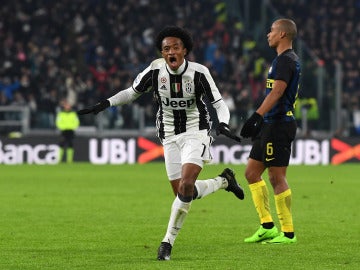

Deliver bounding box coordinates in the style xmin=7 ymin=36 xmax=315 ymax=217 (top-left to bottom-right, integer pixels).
xmin=0 ymin=163 xmax=359 ymax=269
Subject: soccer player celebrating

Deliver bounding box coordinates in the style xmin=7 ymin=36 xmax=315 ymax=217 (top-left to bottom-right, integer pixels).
xmin=240 ymin=18 xmax=300 ymax=244
xmin=78 ymin=26 xmax=244 ymax=260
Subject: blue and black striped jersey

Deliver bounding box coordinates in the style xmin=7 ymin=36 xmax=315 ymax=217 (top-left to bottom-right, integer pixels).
xmin=265 ymin=49 xmax=301 ymax=123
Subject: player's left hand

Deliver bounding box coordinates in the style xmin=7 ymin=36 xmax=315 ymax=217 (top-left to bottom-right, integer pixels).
xmin=216 ymin=122 xmax=242 ymax=143
xmin=240 ymin=112 xmax=263 ymax=138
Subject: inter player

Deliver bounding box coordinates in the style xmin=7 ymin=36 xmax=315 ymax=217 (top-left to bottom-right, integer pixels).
xmin=78 ymin=26 xmax=244 ymax=259
xmin=240 ymin=18 xmax=300 ymax=244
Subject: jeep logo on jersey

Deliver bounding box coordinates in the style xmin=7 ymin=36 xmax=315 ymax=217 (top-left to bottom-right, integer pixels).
xmin=161 ymin=97 xmax=195 ymax=109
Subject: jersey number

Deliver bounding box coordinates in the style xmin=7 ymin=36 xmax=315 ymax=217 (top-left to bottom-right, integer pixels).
xmin=266 ymin=142 xmax=273 ymax=156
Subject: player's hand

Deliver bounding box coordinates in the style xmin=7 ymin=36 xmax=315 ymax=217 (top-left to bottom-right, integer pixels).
xmin=216 ymin=122 xmax=242 ymax=143
xmin=240 ymin=112 xmax=263 ymax=138
xmin=77 ymin=100 xmax=110 ymax=115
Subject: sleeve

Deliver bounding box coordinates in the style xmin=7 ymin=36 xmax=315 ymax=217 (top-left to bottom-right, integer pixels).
xmin=198 ymin=65 xmax=222 ymax=103
xmin=133 ymin=59 xmax=163 ymax=93
xmin=275 ymin=56 xmax=294 ymax=84
xmin=72 ymin=112 xmax=80 ymax=129
xmin=108 ymin=86 xmax=141 ymax=106
xmin=108 ymin=61 xmax=157 ymax=106
xmin=197 ymin=65 xmax=229 ymax=123
xmin=212 ymin=99 xmax=230 ymax=124
xmin=55 ymin=113 xmax=62 ymax=130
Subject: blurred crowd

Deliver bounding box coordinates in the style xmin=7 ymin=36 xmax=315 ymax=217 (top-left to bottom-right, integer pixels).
xmin=0 ymin=0 xmax=266 ymax=132
xmin=0 ymin=0 xmax=359 ymax=135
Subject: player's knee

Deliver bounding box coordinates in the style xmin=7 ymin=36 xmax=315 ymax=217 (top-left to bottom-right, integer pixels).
xmin=268 ymin=175 xmax=286 ymax=188
xmin=244 ymin=169 xmax=258 ymax=183
xmin=179 ymin=179 xmax=195 ymax=197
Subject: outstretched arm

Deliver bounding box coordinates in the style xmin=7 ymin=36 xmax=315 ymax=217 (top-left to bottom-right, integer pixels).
xmin=78 ymin=87 xmax=141 ymax=115
xmin=108 ymin=87 xmax=141 ymax=106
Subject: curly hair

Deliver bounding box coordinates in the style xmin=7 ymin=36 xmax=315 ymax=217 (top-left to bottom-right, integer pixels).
xmin=155 ymin=26 xmax=193 ymax=54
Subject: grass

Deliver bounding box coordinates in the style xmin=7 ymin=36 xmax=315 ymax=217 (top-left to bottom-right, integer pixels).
xmin=0 ymin=163 xmax=359 ymax=269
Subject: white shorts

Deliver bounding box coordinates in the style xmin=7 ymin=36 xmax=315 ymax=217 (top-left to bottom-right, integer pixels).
xmin=163 ymin=130 xmax=213 ymax=181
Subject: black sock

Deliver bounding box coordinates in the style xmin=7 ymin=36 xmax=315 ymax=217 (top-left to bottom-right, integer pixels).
xmin=284 ymin=232 xmax=294 ymax=239
xmin=261 ymin=222 xmax=274 ymax=229
xmin=177 ymin=192 xmax=193 ymax=203
xmin=192 ymin=186 xmax=198 ymax=200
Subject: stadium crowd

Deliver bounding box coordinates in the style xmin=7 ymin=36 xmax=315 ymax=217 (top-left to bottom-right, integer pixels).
xmin=0 ymin=0 xmax=359 ymax=135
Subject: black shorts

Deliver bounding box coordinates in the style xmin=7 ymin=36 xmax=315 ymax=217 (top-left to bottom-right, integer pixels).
xmin=249 ymin=121 xmax=297 ymax=167
xmin=59 ymin=130 xmax=75 ymax=147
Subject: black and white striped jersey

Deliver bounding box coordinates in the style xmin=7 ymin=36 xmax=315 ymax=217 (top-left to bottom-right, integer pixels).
xmin=131 ymin=58 xmax=224 ymax=139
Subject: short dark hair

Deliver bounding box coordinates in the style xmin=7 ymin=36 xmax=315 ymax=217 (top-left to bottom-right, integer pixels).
xmin=155 ymin=26 xmax=193 ymax=54
xmin=276 ymin=18 xmax=297 ymax=40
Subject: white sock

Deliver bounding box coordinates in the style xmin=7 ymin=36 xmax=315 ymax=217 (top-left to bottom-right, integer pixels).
xmin=162 ymin=196 xmax=192 ymax=246
xmin=194 ymin=176 xmax=227 ymax=199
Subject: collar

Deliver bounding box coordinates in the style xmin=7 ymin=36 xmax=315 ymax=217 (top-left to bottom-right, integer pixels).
xmin=166 ymin=59 xmax=187 ymax=75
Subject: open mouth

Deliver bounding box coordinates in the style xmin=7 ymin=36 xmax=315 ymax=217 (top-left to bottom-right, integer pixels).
xmin=169 ymin=57 xmax=176 ymax=63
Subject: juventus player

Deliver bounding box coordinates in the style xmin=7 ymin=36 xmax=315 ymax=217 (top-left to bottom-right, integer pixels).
xmin=78 ymin=26 xmax=244 ymax=260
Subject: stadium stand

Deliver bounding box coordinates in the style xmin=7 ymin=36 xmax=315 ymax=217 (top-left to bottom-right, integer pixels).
xmin=0 ymin=0 xmax=358 ymax=136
